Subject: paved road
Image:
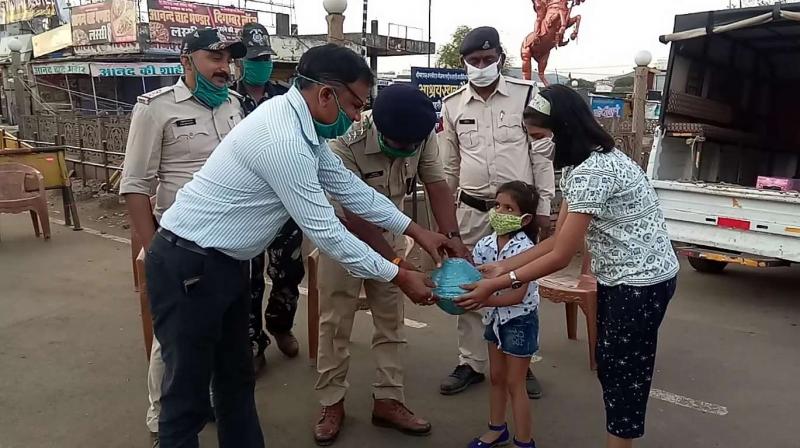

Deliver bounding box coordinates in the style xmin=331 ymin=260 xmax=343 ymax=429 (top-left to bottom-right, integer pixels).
xmin=1 ymin=213 xmax=798 ymax=448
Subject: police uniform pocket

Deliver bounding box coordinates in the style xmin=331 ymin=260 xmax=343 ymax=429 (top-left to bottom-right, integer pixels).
xmin=497 ymin=113 xmax=525 ymax=143
xmin=171 ymin=123 xmax=211 ymax=158
xmin=364 ymin=170 xmax=389 ymax=196
xmin=456 ymin=120 xmax=480 ymax=149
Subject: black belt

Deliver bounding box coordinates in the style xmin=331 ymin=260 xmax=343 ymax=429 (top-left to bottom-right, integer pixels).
xmin=459 ymin=191 xmax=496 ymax=213
xmin=157 ymin=228 xmax=210 ymax=256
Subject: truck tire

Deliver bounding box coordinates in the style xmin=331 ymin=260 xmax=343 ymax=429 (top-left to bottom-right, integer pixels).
xmin=688 ymin=257 xmax=728 ymax=273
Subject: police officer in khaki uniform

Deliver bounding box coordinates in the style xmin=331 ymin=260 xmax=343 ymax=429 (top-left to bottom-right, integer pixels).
xmin=313 ymin=84 xmax=469 ymax=446
xmin=438 ymin=26 xmax=556 ymax=399
xmin=119 ymin=28 xmax=246 ymax=447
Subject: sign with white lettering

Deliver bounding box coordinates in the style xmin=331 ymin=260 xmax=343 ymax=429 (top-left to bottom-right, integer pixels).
xmin=31 ymin=62 xmax=90 ymax=76
xmin=90 ymin=62 xmax=184 ymax=77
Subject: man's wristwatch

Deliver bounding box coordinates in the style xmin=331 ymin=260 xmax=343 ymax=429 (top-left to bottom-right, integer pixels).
xmin=444 ymin=231 xmax=461 ymax=239
xmin=509 ymin=271 xmax=524 ymax=290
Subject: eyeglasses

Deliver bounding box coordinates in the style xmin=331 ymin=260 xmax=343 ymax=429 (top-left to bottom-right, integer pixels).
xmin=328 ymin=80 xmax=368 ymax=111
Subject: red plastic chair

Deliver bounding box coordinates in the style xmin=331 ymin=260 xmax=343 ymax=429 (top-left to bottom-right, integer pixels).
xmin=0 ymin=162 xmax=51 ymax=240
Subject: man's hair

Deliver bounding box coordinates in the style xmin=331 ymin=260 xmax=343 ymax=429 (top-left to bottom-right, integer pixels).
xmin=523 ymin=84 xmax=615 ymax=169
xmin=296 ymin=44 xmax=375 ymax=89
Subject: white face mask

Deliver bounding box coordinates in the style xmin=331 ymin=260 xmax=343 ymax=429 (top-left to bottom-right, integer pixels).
xmin=530 ymin=136 xmax=555 ymax=160
xmin=466 ymin=62 xmax=500 ymax=87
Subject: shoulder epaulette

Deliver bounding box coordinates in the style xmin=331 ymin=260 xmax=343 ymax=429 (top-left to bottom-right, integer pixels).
xmin=442 ymin=84 xmax=468 ymax=103
xmin=342 ymin=112 xmax=372 ymax=146
xmin=137 ymin=86 xmax=173 ymax=105
xmin=505 ymin=77 xmax=535 ymax=88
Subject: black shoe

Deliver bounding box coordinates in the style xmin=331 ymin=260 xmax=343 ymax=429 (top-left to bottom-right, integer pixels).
xmin=526 ymin=369 xmax=542 ymax=400
xmin=440 ymin=365 xmax=485 ymax=396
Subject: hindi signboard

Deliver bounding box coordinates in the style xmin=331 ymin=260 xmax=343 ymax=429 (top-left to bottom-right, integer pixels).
xmin=591 ymin=97 xmax=625 ymax=119
xmin=32 ymin=23 xmax=72 ymax=57
xmin=146 ymin=0 xmax=256 ymax=53
xmin=71 ymin=0 xmax=137 ymax=46
xmin=31 ymin=61 xmax=90 ymax=76
xmin=90 ymin=62 xmax=184 ymax=77
xmin=411 ymin=67 xmax=467 ymax=131
xmin=0 ymin=0 xmax=56 ymax=25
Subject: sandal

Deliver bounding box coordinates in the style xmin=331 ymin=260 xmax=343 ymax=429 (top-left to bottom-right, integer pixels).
xmin=467 ymin=422 xmax=510 ymax=447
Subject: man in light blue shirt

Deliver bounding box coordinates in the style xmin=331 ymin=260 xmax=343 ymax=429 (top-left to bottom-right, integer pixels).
xmin=146 ymin=44 xmax=454 ymax=448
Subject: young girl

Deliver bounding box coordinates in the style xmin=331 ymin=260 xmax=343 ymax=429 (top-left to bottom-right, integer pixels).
xmin=459 ymin=85 xmax=679 ymax=448
xmin=465 ymin=181 xmax=541 ymax=448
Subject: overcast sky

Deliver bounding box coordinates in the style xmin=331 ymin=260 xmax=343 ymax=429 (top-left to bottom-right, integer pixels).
xmin=292 ymin=0 xmax=736 ymax=79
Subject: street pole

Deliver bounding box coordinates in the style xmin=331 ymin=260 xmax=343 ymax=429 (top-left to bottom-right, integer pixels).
xmin=8 ymin=41 xmax=26 ymax=128
xmin=632 ymin=50 xmax=652 ymax=168
xmin=361 ymin=0 xmax=368 ymax=60
xmin=427 ymin=0 xmax=432 ymax=67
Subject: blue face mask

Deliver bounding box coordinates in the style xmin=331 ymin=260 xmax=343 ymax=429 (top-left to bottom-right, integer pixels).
xmin=295 ymin=75 xmax=354 ymax=139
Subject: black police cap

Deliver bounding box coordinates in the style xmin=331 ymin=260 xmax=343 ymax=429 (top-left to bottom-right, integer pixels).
xmin=459 ymin=26 xmax=501 ymax=56
xmin=181 ymin=27 xmax=246 ymax=59
xmin=372 ymin=84 xmax=437 ymax=144
xmin=242 ymin=22 xmax=276 ymax=59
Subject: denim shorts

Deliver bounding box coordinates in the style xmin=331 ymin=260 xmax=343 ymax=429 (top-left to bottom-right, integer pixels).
xmin=484 ymin=310 xmax=540 ymax=358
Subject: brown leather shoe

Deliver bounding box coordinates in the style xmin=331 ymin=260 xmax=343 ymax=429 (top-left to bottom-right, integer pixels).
xmin=371 ymin=399 xmax=431 ymax=436
xmin=273 ymin=331 xmax=299 ymax=358
xmin=314 ymin=400 xmax=345 ymax=446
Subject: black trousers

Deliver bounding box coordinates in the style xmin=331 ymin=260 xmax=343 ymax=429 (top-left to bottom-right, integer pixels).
xmin=146 ymin=231 xmax=264 ymax=448
xmin=249 ymin=219 xmax=304 ymax=354
xmin=596 ymin=276 xmax=677 ymax=439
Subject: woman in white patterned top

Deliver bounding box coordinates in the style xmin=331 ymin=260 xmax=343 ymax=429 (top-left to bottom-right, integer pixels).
xmin=458 ymin=85 xmax=679 ymax=448
xmin=463 ymin=181 xmax=542 ymax=448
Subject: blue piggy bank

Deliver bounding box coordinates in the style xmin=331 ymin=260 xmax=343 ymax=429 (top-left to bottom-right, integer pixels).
xmin=431 ymin=258 xmax=482 ymax=315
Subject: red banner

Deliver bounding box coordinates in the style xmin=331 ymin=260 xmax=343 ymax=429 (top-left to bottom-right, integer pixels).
xmin=147 ymin=0 xmax=256 ymax=47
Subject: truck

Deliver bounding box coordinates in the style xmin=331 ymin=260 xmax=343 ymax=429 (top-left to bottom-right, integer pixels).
xmin=648 ymin=3 xmax=800 ymax=273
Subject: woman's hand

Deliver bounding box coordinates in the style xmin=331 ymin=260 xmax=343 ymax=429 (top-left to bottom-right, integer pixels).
xmin=456 ymin=278 xmax=503 ymax=311
xmin=477 ymin=262 xmax=505 ymax=279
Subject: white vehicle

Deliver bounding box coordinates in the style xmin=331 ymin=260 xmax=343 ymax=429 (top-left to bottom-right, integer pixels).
xmin=648 ymin=4 xmax=800 ymax=273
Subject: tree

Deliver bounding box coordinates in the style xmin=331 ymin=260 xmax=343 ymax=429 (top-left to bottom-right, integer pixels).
xmin=436 ymin=25 xmax=472 ymax=68
xmin=436 ymin=25 xmax=514 ymax=70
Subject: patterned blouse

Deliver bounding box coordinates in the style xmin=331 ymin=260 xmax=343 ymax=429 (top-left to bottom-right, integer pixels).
xmin=473 ymin=231 xmax=540 ymax=339
xmin=561 ymin=149 xmax=679 ymax=287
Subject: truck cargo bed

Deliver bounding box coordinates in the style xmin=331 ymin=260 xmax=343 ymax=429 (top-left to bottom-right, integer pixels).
xmin=653 ymin=180 xmax=800 ymax=263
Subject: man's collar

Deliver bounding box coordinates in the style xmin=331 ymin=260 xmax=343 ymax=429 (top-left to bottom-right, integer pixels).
xmin=174 ymin=78 xmax=194 ymax=103
xmin=287 ymin=85 xmax=321 ymax=146
xmin=463 ymin=75 xmax=509 ymax=106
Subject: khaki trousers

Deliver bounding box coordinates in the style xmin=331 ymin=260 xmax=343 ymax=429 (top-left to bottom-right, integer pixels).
xmin=455 ymin=202 xmax=492 ymax=374
xmin=146 ymin=337 xmax=164 ymax=433
xmin=315 ymin=236 xmax=407 ymax=406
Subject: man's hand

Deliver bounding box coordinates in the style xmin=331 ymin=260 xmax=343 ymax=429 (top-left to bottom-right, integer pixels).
xmin=535 ymin=215 xmax=552 ymax=241
xmin=445 ymin=236 xmax=472 ymax=262
xmin=405 ymin=222 xmax=449 ymax=267
xmin=392 ymin=268 xmax=437 ymax=305
xmin=398 ymin=259 xmax=420 ymax=272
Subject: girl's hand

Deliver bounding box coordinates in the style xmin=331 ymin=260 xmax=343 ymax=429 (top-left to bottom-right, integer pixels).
xmin=477 ymin=262 xmax=505 ymax=279
xmin=456 ymin=279 xmax=498 ymax=311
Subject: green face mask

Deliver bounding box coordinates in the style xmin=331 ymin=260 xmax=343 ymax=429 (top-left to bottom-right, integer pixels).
xmin=378 ymin=134 xmax=419 ymax=159
xmin=243 ymin=59 xmax=273 ymax=86
xmin=489 ymin=209 xmax=530 ymax=235
xmin=189 ymin=58 xmax=229 ymax=109
xmin=295 ymin=75 xmax=354 ymax=139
